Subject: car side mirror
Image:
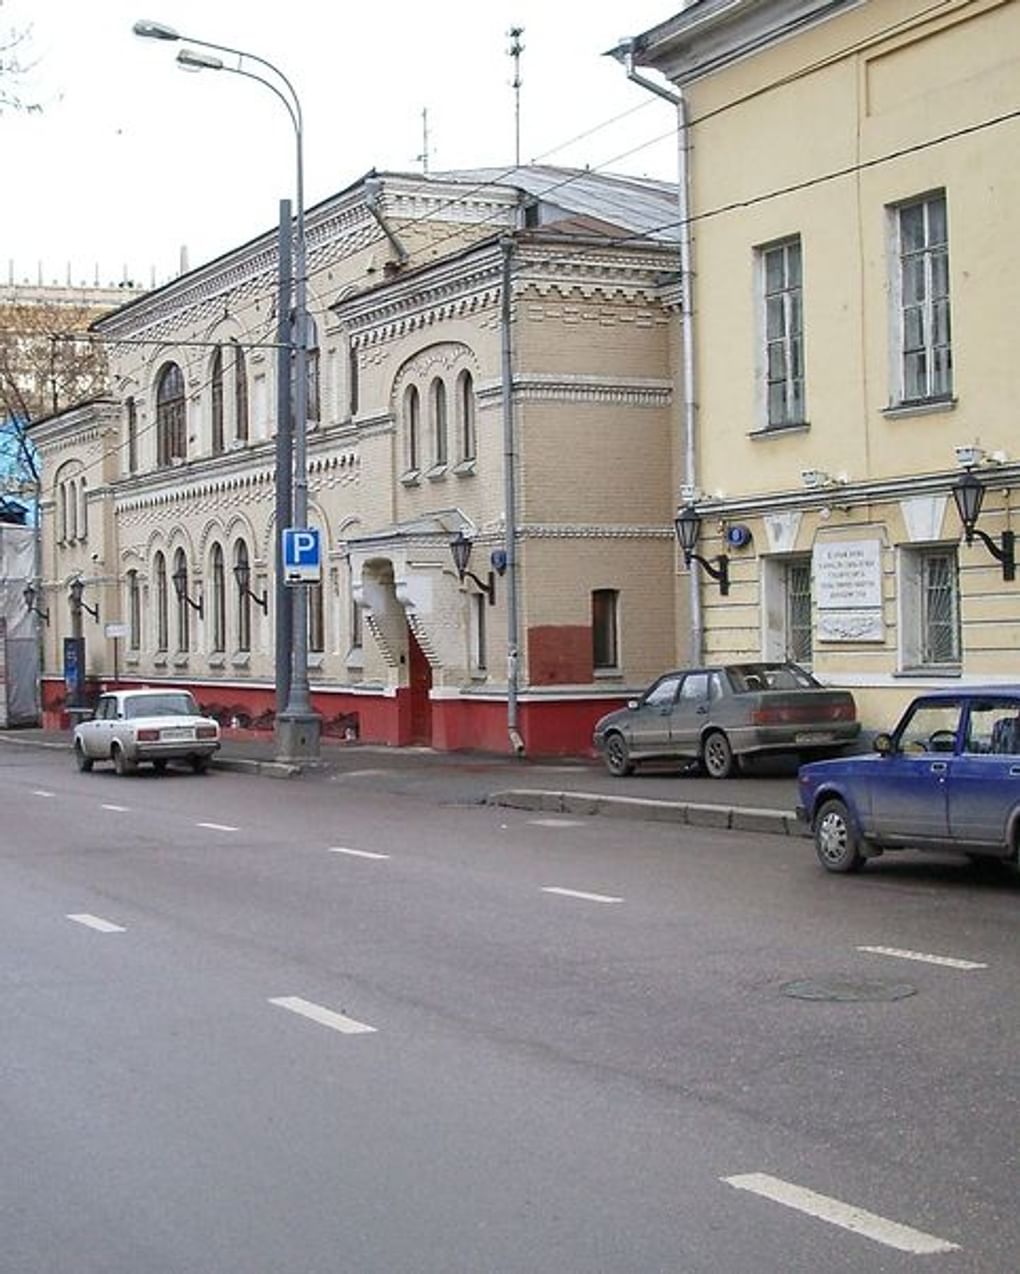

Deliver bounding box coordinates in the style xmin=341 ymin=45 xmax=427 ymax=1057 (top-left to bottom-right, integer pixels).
xmin=627 ymin=699 xmax=639 ymax=710
xmin=873 ymin=732 xmax=894 ymax=755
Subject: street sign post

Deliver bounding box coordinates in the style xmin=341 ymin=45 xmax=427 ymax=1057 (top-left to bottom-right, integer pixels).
xmin=282 ymin=527 xmax=322 ymax=584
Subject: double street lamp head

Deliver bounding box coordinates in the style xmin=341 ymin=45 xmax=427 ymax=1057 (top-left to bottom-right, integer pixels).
xmin=132 ymin=19 xmax=179 ymax=40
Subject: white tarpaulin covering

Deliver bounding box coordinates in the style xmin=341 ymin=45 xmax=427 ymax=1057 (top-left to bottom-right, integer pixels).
xmin=0 ymin=525 xmax=40 ymax=724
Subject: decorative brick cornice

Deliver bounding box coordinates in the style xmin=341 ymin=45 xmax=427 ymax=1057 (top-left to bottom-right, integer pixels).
xmin=512 ymin=374 xmax=672 ymax=407
xmin=521 ymin=524 xmax=675 ymax=539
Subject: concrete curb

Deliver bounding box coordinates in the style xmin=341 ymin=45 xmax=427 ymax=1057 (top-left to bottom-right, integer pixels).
xmin=486 ymin=788 xmax=808 ymax=838
xmin=212 ymin=757 xmax=301 ymax=780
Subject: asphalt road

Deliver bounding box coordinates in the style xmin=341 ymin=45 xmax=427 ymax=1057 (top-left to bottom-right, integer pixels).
xmin=1 ymin=745 xmax=1018 ymax=1272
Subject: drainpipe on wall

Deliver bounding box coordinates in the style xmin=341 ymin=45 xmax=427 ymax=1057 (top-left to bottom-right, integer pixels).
xmin=621 ymin=43 xmax=704 ymax=665
xmin=500 ymin=235 xmax=524 ymax=756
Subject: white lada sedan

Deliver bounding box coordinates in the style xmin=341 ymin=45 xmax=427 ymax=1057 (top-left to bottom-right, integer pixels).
xmin=73 ymin=688 xmax=220 ymax=776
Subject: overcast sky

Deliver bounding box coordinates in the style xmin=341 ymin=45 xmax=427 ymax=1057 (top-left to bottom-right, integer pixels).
xmin=4 ymin=0 xmax=679 ymax=290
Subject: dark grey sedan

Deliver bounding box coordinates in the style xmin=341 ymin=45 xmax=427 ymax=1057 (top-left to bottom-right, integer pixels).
xmin=593 ymin=662 xmax=859 ymax=778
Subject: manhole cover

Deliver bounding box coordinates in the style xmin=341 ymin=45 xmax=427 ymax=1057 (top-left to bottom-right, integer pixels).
xmin=781 ymin=978 xmax=916 ymax=1003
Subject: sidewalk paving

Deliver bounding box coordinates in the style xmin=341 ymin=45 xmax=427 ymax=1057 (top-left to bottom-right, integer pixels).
xmin=0 ymin=725 xmax=808 ymax=838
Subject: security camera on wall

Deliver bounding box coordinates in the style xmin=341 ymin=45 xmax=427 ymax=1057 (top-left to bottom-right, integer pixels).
xmin=954 ymin=445 xmax=986 ymax=469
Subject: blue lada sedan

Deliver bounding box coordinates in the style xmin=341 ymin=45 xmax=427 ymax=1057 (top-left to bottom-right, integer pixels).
xmin=798 ymin=689 xmax=1020 ymax=873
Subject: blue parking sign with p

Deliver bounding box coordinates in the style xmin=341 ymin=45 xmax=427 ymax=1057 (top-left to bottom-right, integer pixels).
xmin=283 ymin=526 xmax=322 ymax=584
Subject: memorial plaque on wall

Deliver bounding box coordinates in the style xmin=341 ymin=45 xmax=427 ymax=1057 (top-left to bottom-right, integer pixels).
xmin=815 ymin=539 xmax=884 ymax=642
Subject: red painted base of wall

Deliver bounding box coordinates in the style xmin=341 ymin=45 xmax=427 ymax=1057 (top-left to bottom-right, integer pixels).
xmin=41 ymin=677 xmax=627 ymax=759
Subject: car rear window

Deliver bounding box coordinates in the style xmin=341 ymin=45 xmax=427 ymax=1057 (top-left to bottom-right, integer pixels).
xmin=727 ymin=663 xmax=819 ymax=692
xmin=124 ymin=694 xmax=198 ymax=718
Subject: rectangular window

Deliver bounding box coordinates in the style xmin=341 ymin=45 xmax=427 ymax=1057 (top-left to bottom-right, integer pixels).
xmin=592 ymin=589 xmax=619 ymax=671
xmin=308 ymin=580 xmax=325 ymax=653
xmin=895 ymin=192 xmax=952 ymax=403
xmin=899 ymin=546 xmax=961 ymax=669
xmin=760 ymin=238 xmax=804 ymax=428
xmin=471 ymin=592 xmax=487 ymax=673
xmin=921 ymin=549 xmax=960 ymax=664
xmin=785 ymin=558 xmax=813 ymax=665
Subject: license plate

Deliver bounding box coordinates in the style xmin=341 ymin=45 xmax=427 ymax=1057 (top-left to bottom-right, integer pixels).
xmin=796 ymin=731 xmax=832 ymax=744
xmin=160 ymin=727 xmax=193 ymax=741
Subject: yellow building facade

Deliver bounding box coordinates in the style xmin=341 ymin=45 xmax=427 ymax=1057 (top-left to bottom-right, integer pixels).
xmin=625 ymin=0 xmax=1020 ymax=726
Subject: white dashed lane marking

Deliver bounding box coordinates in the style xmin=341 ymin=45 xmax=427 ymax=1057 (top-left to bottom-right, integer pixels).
xmin=858 ymin=945 xmax=987 ymax=971
xmin=723 ymin=1174 xmax=959 ymax=1255
xmin=101 ymin=804 xmax=129 ymax=813
xmin=529 ymin=818 xmax=586 ymax=828
xmin=197 ymin=822 xmax=239 ymax=832
xmin=32 ymin=790 xmax=55 ymax=798
xmin=269 ymin=996 xmax=377 ymax=1035
xmin=542 ymin=886 xmax=623 ymax=904
xmin=67 ymin=913 xmax=126 ymax=934
xmin=329 ymin=847 xmax=390 ymax=860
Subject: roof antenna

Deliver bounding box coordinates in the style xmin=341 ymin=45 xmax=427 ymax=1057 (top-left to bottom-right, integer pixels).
xmin=507 ymin=25 xmax=524 ymax=168
xmin=416 ymin=106 xmax=430 ymax=174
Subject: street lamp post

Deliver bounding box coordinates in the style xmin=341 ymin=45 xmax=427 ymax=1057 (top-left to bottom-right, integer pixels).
xmin=134 ymin=19 xmax=320 ymax=761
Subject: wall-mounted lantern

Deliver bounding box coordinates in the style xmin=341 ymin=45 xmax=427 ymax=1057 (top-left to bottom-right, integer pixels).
xmin=23 ymin=583 xmax=50 ymax=626
xmin=450 ymin=531 xmax=496 ymax=605
xmin=951 ymin=470 xmax=1015 ymax=582
xmin=68 ymin=576 xmax=99 ymax=621
xmin=233 ymin=558 xmax=268 ymax=614
xmin=674 ymin=505 xmax=730 ymax=596
xmin=171 ymin=561 xmax=203 ymax=617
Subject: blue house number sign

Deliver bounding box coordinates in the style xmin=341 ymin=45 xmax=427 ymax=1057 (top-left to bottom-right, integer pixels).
xmin=282 ymin=527 xmax=322 ymax=584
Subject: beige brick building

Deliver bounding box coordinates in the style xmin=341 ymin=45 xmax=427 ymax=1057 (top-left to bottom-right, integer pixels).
xmin=28 ymin=168 xmax=689 ymax=754
xmin=619 ymin=0 xmax=1020 ymax=728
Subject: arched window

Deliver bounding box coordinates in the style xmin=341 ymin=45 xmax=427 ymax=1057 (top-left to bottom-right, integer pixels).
xmin=156 ymin=362 xmax=186 ymax=466
xmin=173 ymin=547 xmax=190 ymax=653
xmin=127 ymin=570 xmax=142 ymax=651
xmin=430 ymin=378 xmax=448 ymax=467
xmin=348 ymin=342 xmax=359 ymax=418
xmin=154 ymin=552 xmax=168 ymax=651
xmin=234 ymin=539 xmax=252 ymax=653
xmin=404 ymin=385 xmax=420 ymax=471
xmin=210 ymin=543 xmax=226 ymax=653
xmin=211 ymin=346 xmax=224 ymax=455
xmin=79 ymin=477 xmax=88 ymax=540
xmin=233 ymin=343 xmax=249 ymax=443
xmin=125 ymin=397 xmax=138 ymax=474
xmin=68 ymin=479 xmax=78 ymax=541
xmin=457 ymin=370 xmax=476 ymax=462
xmin=58 ymin=483 xmax=67 ymax=542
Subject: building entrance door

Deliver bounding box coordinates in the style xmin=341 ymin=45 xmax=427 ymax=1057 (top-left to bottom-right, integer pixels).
xmin=408 ymin=629 xmax=433 ymax=745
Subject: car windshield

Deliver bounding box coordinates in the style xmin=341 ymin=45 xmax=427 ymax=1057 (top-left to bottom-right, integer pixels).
xmin=727 ymin=663 xmax=819 ymax=692
xmin=124 ymin=693 xmax=198 ymax=719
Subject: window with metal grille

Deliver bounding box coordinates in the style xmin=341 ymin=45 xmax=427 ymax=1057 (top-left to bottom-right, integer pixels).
xmin=896 ymin=193 xmax=952 ymax=403
xmin=921 ymin=549 xmax=960 ymax=664
xmin=761 ymin=238 xmax=804 ymax=428
xmin=592 ymin=589 xmax=619 ymax=671
xmin=785 ymin=558 xmax=813 ymax=664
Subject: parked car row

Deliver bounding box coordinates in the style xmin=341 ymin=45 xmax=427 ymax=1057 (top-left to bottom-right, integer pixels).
xmin=594 ymin=669 xmax=1020 ymax=880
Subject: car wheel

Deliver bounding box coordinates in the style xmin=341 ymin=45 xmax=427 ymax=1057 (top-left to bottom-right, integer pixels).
xmin=152 ymin=759 xmax=168 ymax=773
xmin=604 ymin=733 xmax=634 ymax=777
xmin=702 ymin=730 xmax=735 ymax=779
xmin=112 ymin=744 xmax=135 ymax=777
xmin=813 ymin=798 xmax=864 ymax=873
xmin=74 ymin=741 xmax=93 ymax=773
xmin=191 ymin=755 xmax=209 ymax=775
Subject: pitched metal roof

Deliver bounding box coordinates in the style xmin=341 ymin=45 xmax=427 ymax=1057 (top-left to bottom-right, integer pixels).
xmin=434 ymin=165 xmax=680 ymax=244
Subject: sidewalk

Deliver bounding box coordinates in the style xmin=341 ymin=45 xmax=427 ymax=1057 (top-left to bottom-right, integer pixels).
xmin=0 ymin=725 xmax=807 ymax=838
